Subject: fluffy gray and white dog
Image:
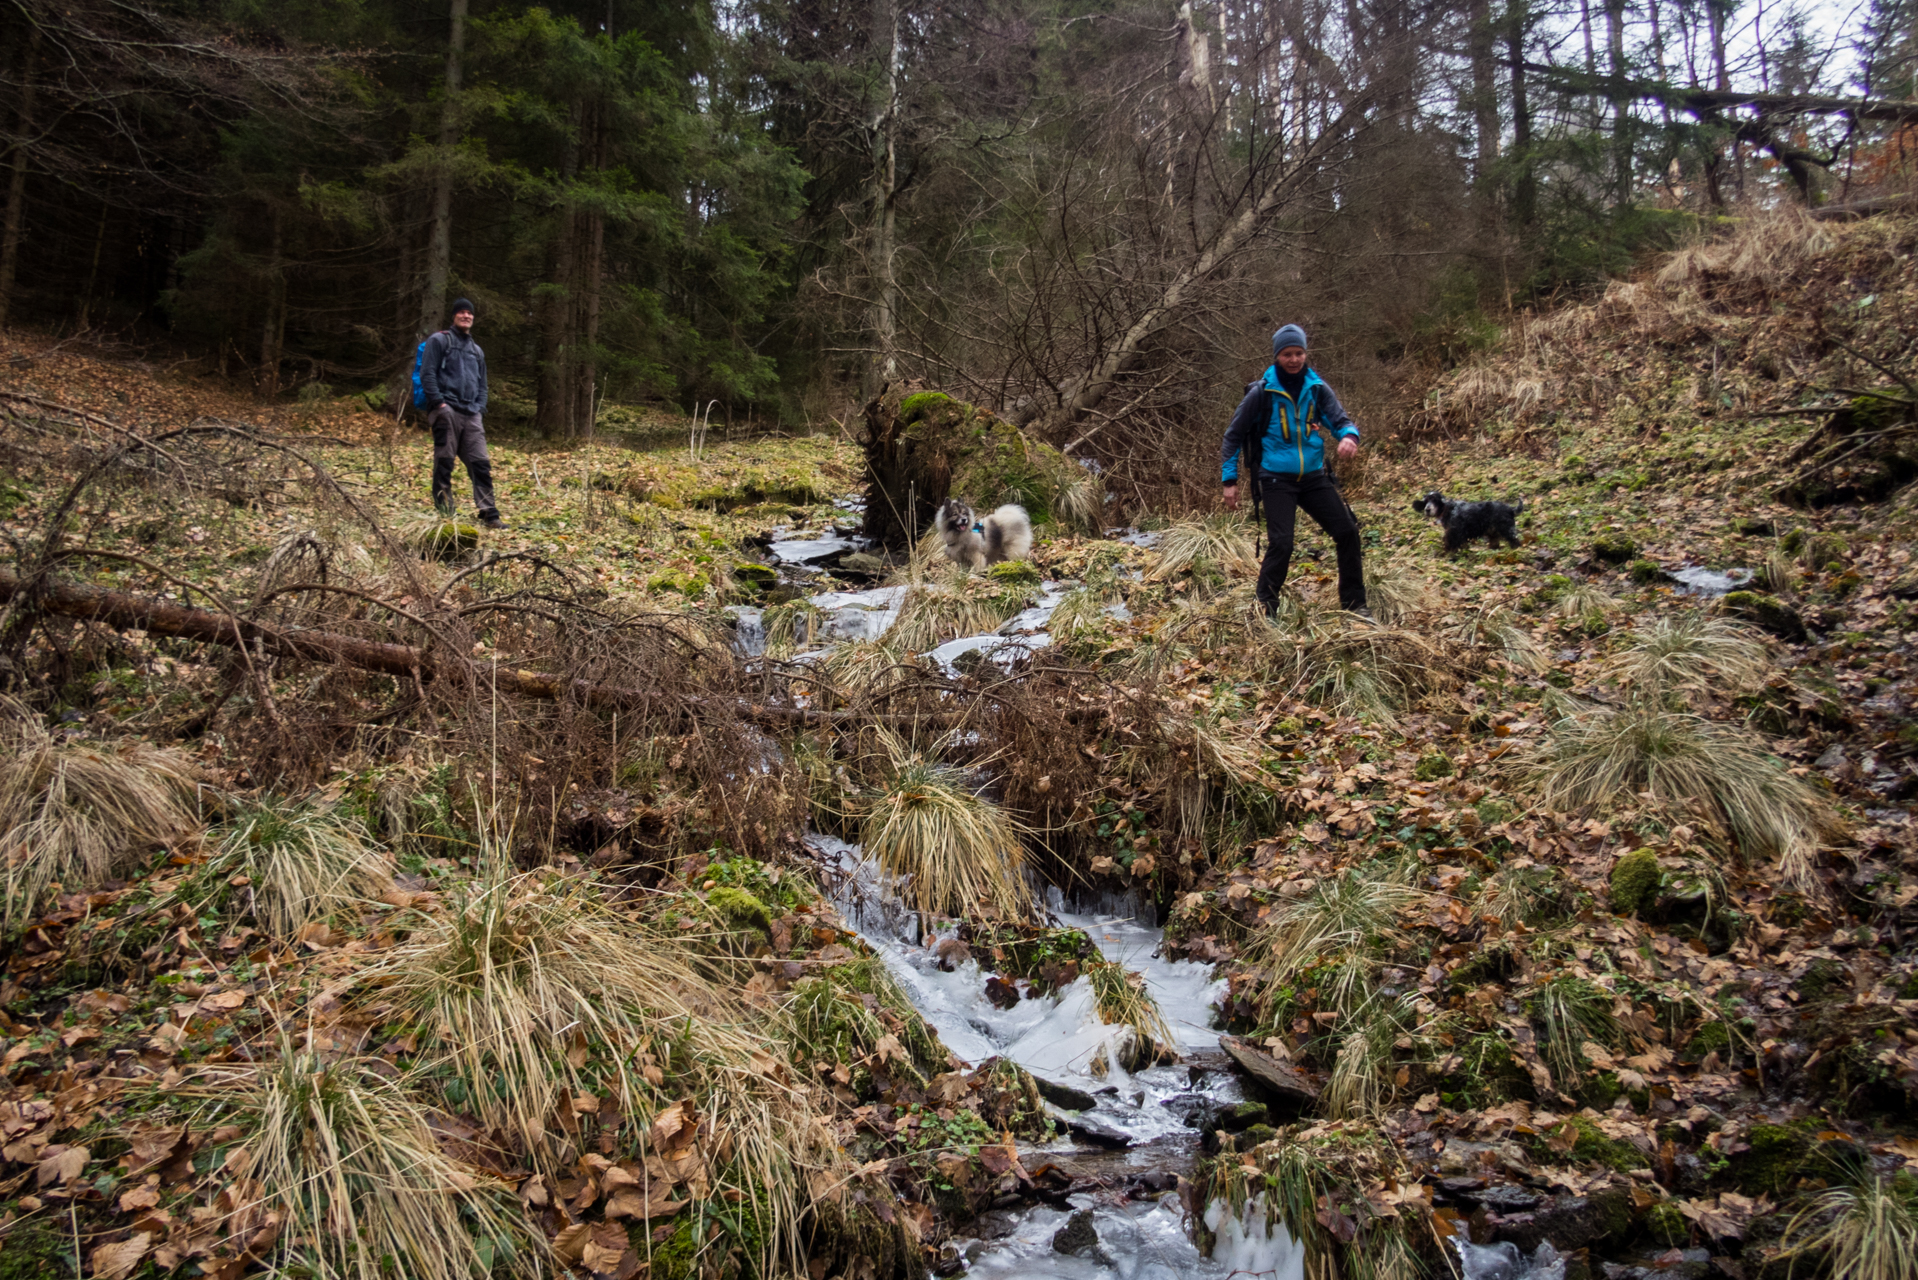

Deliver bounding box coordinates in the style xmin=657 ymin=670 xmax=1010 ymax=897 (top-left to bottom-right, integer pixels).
xmin=1413 ymin=490 xmax=1526 ymax=553
xmin=935 ymin=498 xmax=1033 ymax=572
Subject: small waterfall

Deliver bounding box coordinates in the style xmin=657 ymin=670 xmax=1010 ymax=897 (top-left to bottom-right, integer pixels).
xmin=815 ymin=836 xmax=1308 ymax=1278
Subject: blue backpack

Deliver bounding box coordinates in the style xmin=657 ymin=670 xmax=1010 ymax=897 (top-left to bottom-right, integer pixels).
xmin=410 ymin=331 xmax=449 ymax=409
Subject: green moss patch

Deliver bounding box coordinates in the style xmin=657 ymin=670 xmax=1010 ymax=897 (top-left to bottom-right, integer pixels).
xmin=1610 ymin=848 xmax=1663 ymax=917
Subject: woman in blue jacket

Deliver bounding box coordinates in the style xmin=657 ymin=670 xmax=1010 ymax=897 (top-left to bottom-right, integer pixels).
xmin=1219 ymin=324 xmax=1370 ymax=619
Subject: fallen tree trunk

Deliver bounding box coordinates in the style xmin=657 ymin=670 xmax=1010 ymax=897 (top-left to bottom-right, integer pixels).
xmin=0 ymin=568 xmax=816 ymax=725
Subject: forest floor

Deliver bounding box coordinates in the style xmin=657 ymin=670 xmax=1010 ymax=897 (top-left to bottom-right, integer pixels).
xmin=0 ymin=208 xmax=1915 ymax=1280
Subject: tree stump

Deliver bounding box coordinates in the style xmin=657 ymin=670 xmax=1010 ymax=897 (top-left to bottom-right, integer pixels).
xmin=859 ymin=383 xmax=1090 ymax=551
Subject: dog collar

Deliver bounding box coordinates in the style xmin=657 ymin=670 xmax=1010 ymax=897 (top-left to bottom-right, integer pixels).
xmin=972 ymin=523 xmax=984 ymax=533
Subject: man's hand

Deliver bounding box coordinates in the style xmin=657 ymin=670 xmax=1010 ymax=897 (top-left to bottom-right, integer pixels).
xmin=1338 ymin=436 xmax=1358 ymax=460
xmin=1222 ymin=483 xmax=1239 ymax=512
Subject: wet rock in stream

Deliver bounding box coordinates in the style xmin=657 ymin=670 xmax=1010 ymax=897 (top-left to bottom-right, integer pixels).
xmin=1063 ymin=1112 xmax=1134 ymax=1149
xmin=1052 ymin=1209 xmax=1117 ymax=1267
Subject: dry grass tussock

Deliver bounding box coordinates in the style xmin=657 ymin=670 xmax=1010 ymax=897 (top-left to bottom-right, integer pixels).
xmin=1656 ymin=207 xmax=1836 ymax=290
xmin=1528 ymin=699 xmax=1839 ymax=889
xmin=1285 ymin=624 xmax=1457 ymax=724
xmin=1781 ymin=1169 xmax=1918 ymax=1280
xmin=1446 ymin=607 xmax=1549 ymax=672
xmin=816 ymin=639 xmax=921 ymax=698
xmin=1148 ymin=512 xmax=1258 ymax=583
xmin=1609 ymin=613 xmax=1769 ymax=692
xmin=1088 ymin=960 xmax=1175 ymax=1061
xmin=1362 ymin=558 xmax=1440 ymax=624
xmin=858 ymin=729 xmax=1031 ymax=920
xmin=886 ymin=574 xmax=1028 ymax=652
xmin=182 ymin=1051 xmax=539 ymax=1280
xmin=1446 ymin=365 xmax=1547 ymax=422
xmin=0 ymin=730 xmax=204 ymax=929
xmin=1246 ymin=863 xmax=1419 ymax=1018
xmin=207 ymin=799 xmax=393 ymax=938
xmin=371 ymin=866 xmax=839 ymax=1271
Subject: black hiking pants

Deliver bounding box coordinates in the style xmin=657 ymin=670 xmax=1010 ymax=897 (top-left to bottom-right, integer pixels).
xmin=1255 ymin=470 xmax=1366 ymax=612
xmin=429 ymin=406 xmax=498 ymax=520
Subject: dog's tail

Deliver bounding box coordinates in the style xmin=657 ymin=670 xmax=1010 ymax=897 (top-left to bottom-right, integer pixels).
xmin=985 ymin=504 xmax=1033 ymax=563
xmin=1510 ymin=498 xmax=1526 ymax=515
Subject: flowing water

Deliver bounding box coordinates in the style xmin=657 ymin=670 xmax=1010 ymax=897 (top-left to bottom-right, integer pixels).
xmin=815 ymin=836 xmax=1305 ymax=1277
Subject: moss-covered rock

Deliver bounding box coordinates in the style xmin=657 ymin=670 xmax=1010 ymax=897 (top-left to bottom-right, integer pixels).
xmin=1610 ymin=848 xmax=1663 ymax=917
xmin=1629 ymin=558 xmax=1670 ymax=584
xmin=1592 ymin=533 xmax=1638 ymax=563
xmin=1732 ymin=516 xmax=1776 ymax=537
xmin=986 ymin=559 xmax=1042 ymax=589
xmin=1645 ymin=1200 xmax=1689 ymax=1247
xmin=648 ymin=568 xmax=710 ymax=597
xmin=1725 ymin=1122 xmax=1814 ymax=1196
xmin=732 ymin=562 xmax=778 ymax=591
xmin=1684 ymin=1020 xmax=1732 ymax=1057
xmin=1723 ymin=591 xmax=1808 ymax=641
xmin=860 ymin=383 xmax=1089 ymax=549
xmin=1414 ymin=750 xmax=1457 ymax=781
xmin=708 ymin=886 xmax=774 ymax=936
xmin=412 ymin=519 xmax=480 ymax=561
xmin=1218 ymin=1099 xmax=1271 ymax=1132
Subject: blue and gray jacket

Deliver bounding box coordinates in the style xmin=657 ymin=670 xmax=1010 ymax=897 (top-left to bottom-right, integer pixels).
xmin=1219 ymin=366 xmax=1357 ymax=482
xmin=419 ymin=327 xmax=489 ymax=416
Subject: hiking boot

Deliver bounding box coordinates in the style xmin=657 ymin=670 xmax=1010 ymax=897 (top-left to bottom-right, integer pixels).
xmin=1349 ymin=606 xmax=1378 ymax=625
xmin=479 ymin=514 xmax=509 ymax=531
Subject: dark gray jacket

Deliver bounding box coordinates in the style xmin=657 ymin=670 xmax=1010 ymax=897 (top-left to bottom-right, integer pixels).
xmin=420 ymin=328 xmax=488 ymax=415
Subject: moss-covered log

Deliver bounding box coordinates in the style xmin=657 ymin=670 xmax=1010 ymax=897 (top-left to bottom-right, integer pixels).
xmin=860 ymin=383 xmax=1091 ymax=550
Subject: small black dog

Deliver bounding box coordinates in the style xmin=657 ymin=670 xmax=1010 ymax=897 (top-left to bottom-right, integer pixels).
xmin=1413 ymin=491 xmax=1526 ymax=553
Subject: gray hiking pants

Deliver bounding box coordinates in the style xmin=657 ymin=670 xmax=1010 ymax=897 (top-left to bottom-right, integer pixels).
xmin=429 ymin=407 xmax=498 ymax=519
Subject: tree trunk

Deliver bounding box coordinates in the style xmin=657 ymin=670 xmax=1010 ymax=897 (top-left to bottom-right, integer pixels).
xmin=1606 ymin=0 xmax=1629 ymax=205
xmin=573 ymin=103 xmax=605 ymax=438
xmin=258 ymin=207 xmax=285 ymax=400
xmin=535 ymin=99 xmax=582 ymax=439
xmin=417 ymin=0 xmax=469 ymax=340
xmin=0 ymin=23 xmax=42 ymax=331
xmin=1507 ymin=0 xmax=1537 ymax=227
xmin=1469 ymin=0 xmax=1500 ymax=187
xmin=865 ymin=0 xmax=900 ymax=397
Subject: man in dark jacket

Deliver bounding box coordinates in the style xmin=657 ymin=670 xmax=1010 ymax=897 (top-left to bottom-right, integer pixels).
xmin=420 ymin=298 xmax=507 ymax=530
xmin=1219 ymin=324 xmax=1370 ymax=619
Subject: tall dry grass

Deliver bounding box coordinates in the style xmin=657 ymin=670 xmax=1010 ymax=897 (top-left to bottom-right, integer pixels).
xmin=184 ymin=1052 xmax=539 ymax=1280
xmin=1528 ymin=699 xmax=1839 ymax=888
xmin=0 ymin=730 xmax=204 ymax=928
xmin=371 ymin=865 xmax=838 ymax=1276
xmin=858 ymin=730 xmax=1031 ymax=920
xmin=210 ymin=799 xmax=393 ymax=937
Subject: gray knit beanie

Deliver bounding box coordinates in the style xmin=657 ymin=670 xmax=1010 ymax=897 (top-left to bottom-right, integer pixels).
xmin=1271 ymin=324 xmax=1308 ymax=355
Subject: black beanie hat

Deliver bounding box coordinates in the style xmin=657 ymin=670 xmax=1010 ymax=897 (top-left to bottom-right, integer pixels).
xmin=451 ymin=297 xmax=475 ymax=316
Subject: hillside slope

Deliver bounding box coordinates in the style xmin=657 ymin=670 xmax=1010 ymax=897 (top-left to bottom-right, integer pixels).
xmin=0 ymin=211 xmax=1913 ymax=1280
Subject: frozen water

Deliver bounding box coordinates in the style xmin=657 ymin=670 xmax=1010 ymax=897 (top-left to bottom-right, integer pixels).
xmin=815 ymin=838 xmax=1284 ymax=1277
xmin=816 ymin=840 xmax=1232 ymax=1146
xmin=1114 ymin=529 xmax=1164 ymax=549
xmin=956 ymin=1194 xmax=1304 ymax=1280
xmin=923 ymin=632 xmax=1053 ymax=676
xmin=999 ymin=581 xmax=1072 ymax=635
xmin=1453 ymin=1239 xmax=1566 ymax=1280
xmin=807 ymin=585 xmax=909 ymax=643
xmin=1205 ymin=1195 xmax=1310 ymax=1280
xmin=726 ymin=605 xmax=766 ymax=658
xmin=1670 ymin=566 xmax=1753 ymax=596
xmin=770 ymin=536 xmax=860 ymax=564
xmin=1051 ymin=898 xmax=1227 ymax=1055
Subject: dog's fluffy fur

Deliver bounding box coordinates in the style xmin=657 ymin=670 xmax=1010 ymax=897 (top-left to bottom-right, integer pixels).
xmin=936 ymin=498 xmax=1033 ymax=572
xmin=1413 ymin=490 xmax=1526 ymax=553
